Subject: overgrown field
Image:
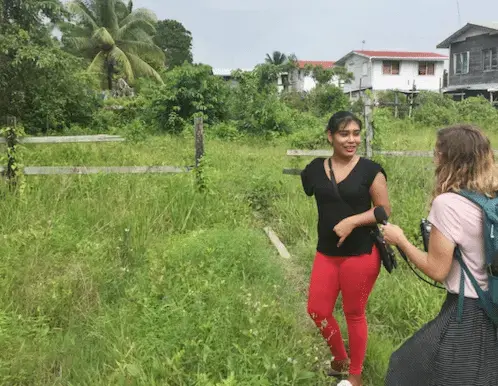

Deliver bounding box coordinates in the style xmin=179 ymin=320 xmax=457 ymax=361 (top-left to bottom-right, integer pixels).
xmin=0 ymin=126 xmax=495 ymax=385
xmin=5 ymin=2 xmax=498 ymax=384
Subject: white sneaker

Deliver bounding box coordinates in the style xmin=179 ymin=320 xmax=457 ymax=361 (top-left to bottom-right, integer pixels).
xmin=337 ymin=381 xmax=353 ymax=386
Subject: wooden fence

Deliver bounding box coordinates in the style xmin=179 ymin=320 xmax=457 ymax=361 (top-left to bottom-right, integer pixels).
xmin=283 ymin=148 xmax=498 ymax=175
xmin=1 ymin=117 xmax=205 ymax=188
xmin=282 ymin=93 xmax=498 ymax=174
xmin=282 ymin=148 xmax=436 ymax=175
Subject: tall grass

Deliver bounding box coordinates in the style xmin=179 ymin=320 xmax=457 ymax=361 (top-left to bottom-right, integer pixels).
xmin=0 ymin=127 xmax=482 ymax=385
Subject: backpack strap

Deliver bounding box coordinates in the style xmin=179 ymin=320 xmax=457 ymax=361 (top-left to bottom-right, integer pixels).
xmin=457 ymin=190 xmax=498 ymax=268
xmin=454 ymin=247 xmax=498 ymax=327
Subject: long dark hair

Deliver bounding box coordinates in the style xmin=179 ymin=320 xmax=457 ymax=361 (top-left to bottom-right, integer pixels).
xmin=326 ymin=111 xmax=362 ymax=134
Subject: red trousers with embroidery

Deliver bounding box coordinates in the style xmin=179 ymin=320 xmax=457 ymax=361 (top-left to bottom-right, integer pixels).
xmin=307 ymin=246 xmax=380 ymax=375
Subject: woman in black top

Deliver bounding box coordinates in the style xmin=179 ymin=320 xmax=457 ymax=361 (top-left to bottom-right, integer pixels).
xmin=300 ymin=111 xmax=390 ymax=386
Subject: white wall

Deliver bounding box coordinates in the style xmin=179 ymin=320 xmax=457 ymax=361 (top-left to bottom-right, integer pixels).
xmin=371 ymin=59 xmax=446 ymax=91
xmin=302 ymin=75 xmax=317 ymax=91
xmin=342 ymin=55 xmax=372 ymax=93
xmin=287 ymin=69 xmax=339 ymax=92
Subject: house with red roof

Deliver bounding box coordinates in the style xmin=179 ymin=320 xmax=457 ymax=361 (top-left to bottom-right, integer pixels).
xmin=334 ymin=50 xmax=448 ymax=97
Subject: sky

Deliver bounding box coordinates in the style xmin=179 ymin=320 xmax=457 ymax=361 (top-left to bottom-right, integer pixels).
xmin=134 ymin=0 xmax=498 ymax=69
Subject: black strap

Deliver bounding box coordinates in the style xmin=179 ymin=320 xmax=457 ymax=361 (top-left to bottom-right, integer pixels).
xmin=327 ymin=157 xmax=357 ymax=213
xmin=327 ymin=157 xmax=376 ymax=233
xmin=327 ymin=157 xmax=342 ymax=203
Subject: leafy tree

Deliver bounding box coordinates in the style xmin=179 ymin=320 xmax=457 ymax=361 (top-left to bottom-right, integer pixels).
xmin=303 ymin=63 xmax=354 ymax=86
xmin=61 ymin=0 xmax=165 ymax=90
xmin=145 ymin=64 xmax=230 ymax=133
xmin=332 ymin=66 xmax=354 ymax=87
xmin=153 ymin=19 xmax=193 ymax=68
xmin=0 ymin=0 xmax=62 ymax=32
xmin=228 ymin=66 xmax=300 ymax=135
xmin=0 ymin=26 xmax=101 ymax=133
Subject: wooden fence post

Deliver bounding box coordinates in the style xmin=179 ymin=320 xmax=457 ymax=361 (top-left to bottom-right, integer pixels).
xmin=394 ymin=91 xmax=399 ymax=118
xmin=364 ymin=97 xmax=373 ymax=158
xmin=5 ymin=116 xmax=17 ymax=190
xmin=194 ymin=116 xmax=204 ymax=167
xmin=194 ymin=116 xmax=205 ymax=191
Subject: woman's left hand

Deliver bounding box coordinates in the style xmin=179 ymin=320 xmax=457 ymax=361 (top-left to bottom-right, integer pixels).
xmin=334 ymin=217 xmax=356 ymax=247
xmin=380 ymin=223 xmax=406 ymax=246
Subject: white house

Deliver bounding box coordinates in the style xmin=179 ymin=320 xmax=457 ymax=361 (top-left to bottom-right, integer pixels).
xmin=214 ymin=62 xmax=340 ymax=93
xmin=212 ymin=68 xmax=253 ymax=86
xmin=334 ymin=50 xmax=448 ymax=98
xmin=277 ymin=60 xmax=339 ymax=93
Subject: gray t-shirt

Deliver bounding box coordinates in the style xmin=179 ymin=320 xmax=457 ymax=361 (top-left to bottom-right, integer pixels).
xmin=428 ymin=192 xmax=488 ymax=298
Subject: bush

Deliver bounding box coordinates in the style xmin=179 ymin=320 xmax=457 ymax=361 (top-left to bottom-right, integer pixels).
xmin=208 ymin=122 xmax=241 ymax=141
xmin=307 ymin=84 xmax=350 ymax=117
xmin=281 ymin=85 xmax=350 ymax=120
xmin=375 ymin=90 xmax=409 ymax=118
xmin=226 ymin=66 xmax=305 ymax=136
xmin=280 ymin=90 xmax=310 ymax=112
xmin=412 ymin=92 xmax=459 ymax=127
xmin=147 ymin=64 xmax=230 ymax=134
xmin=456 ymin=96 xmax=498 ymax=129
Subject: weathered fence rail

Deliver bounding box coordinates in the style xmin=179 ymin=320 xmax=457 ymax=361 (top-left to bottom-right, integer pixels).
xmin=0 ymin=165 xmax=193 ymax=175
xmin=283 ymin=148 xmax=498 ymax=175
xmin=0 ymin=117 xmax=205 ymax=189
xmin=286 ymin=149 xmax=435 ymax=157
xmin=0 ymin=134 xmax=125 ymax=144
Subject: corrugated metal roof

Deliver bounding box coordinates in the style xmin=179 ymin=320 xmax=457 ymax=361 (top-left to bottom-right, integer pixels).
xmin=473 ymin=22 xmax=498 ymax=30
xmin=335 ymin=50 xmax=447 ymax=66
xmin=354 ymin=50 xmax=448 ymax=59
xmin=437 ymin=22 xmax=498 ymax=48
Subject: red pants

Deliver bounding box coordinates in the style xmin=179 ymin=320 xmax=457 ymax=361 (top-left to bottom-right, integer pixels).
xmin=307 ymin=246 xmax=380 ymax=375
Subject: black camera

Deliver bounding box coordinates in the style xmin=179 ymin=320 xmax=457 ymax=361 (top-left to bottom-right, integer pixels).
xmin=420 ymin=219 xmax=432 ymax=252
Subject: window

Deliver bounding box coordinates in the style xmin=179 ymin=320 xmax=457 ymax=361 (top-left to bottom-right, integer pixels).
xmin=419 ymin=61 xmax=435 ymax=75
xmin=453 ymin=52 xmax=469 ymax=74
xmin=362 ymin=62 xmax=368 ymax=76
xmin=382 ymin=60 xmax=400 ymax=75
xmin=483 ymin=48 xmax=498 ymax=71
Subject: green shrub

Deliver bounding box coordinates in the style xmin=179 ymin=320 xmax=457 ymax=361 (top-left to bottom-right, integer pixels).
xmin=412 ymin=92 xmax=459 ymax=127
xmin=208 ymin=122 xmax=241 ymax=141
xmin=307 ymin=84 xmax=350 ymax=117
xmin=456 ymin=96 xmax=498 ymax=129
xmin=147 ymin=64 xmax=230 ymax=134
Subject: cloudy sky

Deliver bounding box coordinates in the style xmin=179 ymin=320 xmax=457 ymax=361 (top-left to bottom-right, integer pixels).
xmin=134 ymin=0 xmax=498 ymax=69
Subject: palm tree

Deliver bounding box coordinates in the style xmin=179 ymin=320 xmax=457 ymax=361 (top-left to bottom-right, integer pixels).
xmin=265 ymin=51 xmax=287 ymax=65
xmin=61 ymin=0 xmax=165 ymax=90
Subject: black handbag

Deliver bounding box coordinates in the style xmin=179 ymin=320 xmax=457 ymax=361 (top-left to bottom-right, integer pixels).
xmin=327 ymin=158 xmax=397 ymax=273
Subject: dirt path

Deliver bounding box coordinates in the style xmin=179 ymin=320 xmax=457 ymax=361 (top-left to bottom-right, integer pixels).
xmin=264 ymin=226 xmax=342 ymax=385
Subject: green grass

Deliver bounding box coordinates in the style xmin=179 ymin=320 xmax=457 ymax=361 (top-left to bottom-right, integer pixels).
xmin=0 ymin=126 xmax=487 ymax=385
xmin=377 ymin=119 xmax=498 ymax=150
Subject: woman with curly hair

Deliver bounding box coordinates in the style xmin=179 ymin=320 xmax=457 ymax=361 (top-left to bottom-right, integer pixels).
xmin=382 ymin=124 xmax=498 ymax=385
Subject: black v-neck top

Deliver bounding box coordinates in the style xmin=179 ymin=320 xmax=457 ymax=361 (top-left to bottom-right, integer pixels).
xmin=300 ymin=157 xmax=387 ymax=257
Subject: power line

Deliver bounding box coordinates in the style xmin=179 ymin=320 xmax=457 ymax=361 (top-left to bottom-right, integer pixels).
xmin=456 ymin=0 xmax=462 ymax=27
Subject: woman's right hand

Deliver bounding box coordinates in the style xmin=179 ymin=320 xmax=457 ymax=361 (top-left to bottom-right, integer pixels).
xmin=380 ymin=223 xmax=406 ymax=247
